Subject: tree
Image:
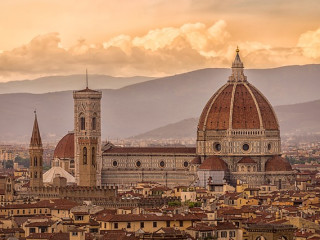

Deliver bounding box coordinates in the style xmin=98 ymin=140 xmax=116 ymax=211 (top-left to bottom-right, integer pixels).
xmin=15 ymin=156 xmax=30 ymax=168
xmin=168 ymin=200 xmax=181 ymax=207
xmin=4 ymin=160 xmax=14 ymax=169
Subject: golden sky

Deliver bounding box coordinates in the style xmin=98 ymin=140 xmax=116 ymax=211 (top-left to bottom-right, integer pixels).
xmin=0 ymin=0 xmax=319 ymax=81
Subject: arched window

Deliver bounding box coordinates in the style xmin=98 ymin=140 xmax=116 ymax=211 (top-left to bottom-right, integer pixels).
xmin=83 ymin=147 xmax=87 ymax=165
xmin=92 ymin=117 xmax=97 ymax=130
xmin=92 ymin=147 xmax=95 ymax=166
xmin=40 ymin=157 xmax=42 ymax=167
xmin=70 ymin=159 xmax=75 ymax=168
xmin=34 ymin=157 xmax=38 ymax=166
xmin=80 ymin=116 xmax=85 ymax=130
xmin=34 ymin=171 xmax=38 ymax=178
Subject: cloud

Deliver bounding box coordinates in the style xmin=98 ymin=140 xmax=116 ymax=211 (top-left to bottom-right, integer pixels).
xmin=0 ymin=21 xmax=319 ymax=81
xmin=297 ymin=27 xmax=320 ymax=59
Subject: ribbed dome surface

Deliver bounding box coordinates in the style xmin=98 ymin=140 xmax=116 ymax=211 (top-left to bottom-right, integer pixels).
xmin=54 ymin=133 xmax=74 ymax=158
xmin=199 ymin=156 xmax=228 ymax=171
xmin=198 ymin=82 xmax=278 ymax=131
xmin=265 ymin=156 xmax=292 ymax=172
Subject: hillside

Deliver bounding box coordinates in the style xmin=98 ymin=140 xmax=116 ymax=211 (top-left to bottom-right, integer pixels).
xmin=0 ymin=65 xmax=320 ymax=143
xmin=0 ymin=75 xmax=154 ymax=94
xmin=132 ymin=99 xmax=320 ymax=139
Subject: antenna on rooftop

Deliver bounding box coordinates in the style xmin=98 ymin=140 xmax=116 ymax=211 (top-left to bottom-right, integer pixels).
xmin=86 ymin=69 xmax=88 ymax=89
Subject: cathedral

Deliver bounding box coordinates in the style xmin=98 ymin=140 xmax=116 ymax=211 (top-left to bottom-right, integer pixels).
xmin=44 ymin=49 xmax=294 ymax=190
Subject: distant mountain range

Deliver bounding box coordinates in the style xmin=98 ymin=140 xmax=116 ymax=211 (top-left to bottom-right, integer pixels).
xmin=132 ymin=99 xmax=320 ymax=139
xmin=0 ymin=64 xmax=320 ymax=143
xmin=0 ymin=75 xmax=154 ymax=94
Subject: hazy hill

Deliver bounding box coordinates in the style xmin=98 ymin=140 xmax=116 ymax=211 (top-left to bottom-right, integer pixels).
xmin=132 ymin=99 xmax=320 ymax=139
xmin=0 ymin=64 xmax=320 ymax=143
xmin=0 ymin=75 xmax=154 ymax=94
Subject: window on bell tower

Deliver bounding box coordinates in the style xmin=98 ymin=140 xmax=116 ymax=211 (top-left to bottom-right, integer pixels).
xmin=80 ymin=117 xmax=85 ymax=130
xmin=34 ymin=157 xmax=38 ymax=166
xmin=92 ymin=147 xmax=95 ymax=166
xmin=92 ymin=117 xmax=97 ymax=130
xmin=83 ymin=147 xmax=87 ymax=164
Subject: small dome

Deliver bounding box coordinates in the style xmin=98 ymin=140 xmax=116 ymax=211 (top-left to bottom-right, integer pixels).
xmin=265 ymin=156 xmax=292 ymax=172
xmin=43 ymin=166 xmax=76 ymax=184
xmin=54 ymin=133 xmax=74 ymax=159
xmin=238 ymin=157 xmax=256 ymax=164
xmin=199 ymin=156 xmax=228 ymax=171
xmin=191 ymin=156 xmax=201 ymax=165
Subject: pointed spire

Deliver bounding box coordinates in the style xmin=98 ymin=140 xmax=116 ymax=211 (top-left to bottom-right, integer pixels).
xmin=232 ymin=46 xmax=244 ymax=69
xmin=228 ymin=47 xmax=247 ymax=83
xmin=30 ymin=110 xmax=42 ymax=147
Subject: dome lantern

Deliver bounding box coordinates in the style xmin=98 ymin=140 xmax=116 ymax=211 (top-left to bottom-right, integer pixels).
xmin=229 ymin=47 xmax=247 ymax=83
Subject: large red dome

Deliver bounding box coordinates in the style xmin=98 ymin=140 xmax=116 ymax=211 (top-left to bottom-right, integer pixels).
xmin=198 ymin=80 xmax=279 ymax=131
xmin=53 ymin=132 xmax=74 ymax=159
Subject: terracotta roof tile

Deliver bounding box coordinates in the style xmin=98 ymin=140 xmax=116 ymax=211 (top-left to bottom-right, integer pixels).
xmin=238 ymin=157 xmax=256 ymax=164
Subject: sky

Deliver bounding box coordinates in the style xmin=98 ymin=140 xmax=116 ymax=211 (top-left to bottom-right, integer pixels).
xmin=0 ymin=0 xmax=319 ymax=82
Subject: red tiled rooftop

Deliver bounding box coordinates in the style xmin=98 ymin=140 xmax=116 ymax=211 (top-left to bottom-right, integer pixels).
xmin=104 ymin=147 xmax=196 ymax=154
xmin=265 ymin=156 xmax=292 ymax=172
xmin=199 ymin=156 xmax=228 ymax=171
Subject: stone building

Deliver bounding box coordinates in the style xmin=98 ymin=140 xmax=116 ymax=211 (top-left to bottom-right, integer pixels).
xmin=195 ymin=48 xmax=294 ymax=189
xmin=51 ymin=49 xmax=294 ymax=189
xmin=73 ymin=85 xmax=102 ymax=187
xmin=243 ymin=224 xmax=296 ymax=240
xmin=102 ymin=146 xmax=196 ymax=187
xmin=29 ymin=112 xmax=43 ymax=188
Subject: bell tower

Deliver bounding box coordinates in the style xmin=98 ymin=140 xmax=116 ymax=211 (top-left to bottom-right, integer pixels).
xmin=29 ymin=111 xmax=43 ymax=188
xmin=73 ymin=73 xmax=102 ymax=187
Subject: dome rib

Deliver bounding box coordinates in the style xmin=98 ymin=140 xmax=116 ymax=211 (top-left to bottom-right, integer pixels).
xmin=248 ymin=84 xmax=279 ymax=130
xmin=244 ymin=83 xmax=263 ymax=129
xmin=228 ymin=83 xmax=237 ymax=129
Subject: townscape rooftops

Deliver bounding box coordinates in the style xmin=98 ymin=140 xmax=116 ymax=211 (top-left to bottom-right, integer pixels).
xmin=95 ymin=213 xmax=201 ymax=222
